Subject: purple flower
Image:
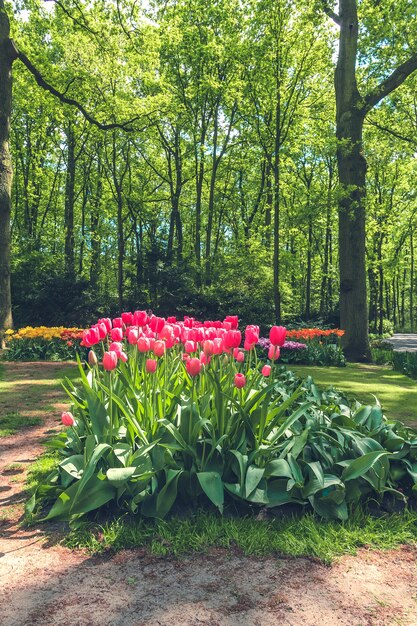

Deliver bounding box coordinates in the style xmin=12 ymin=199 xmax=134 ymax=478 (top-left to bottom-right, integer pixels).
xmin=258 ymin=337 xmax=307 ymax=352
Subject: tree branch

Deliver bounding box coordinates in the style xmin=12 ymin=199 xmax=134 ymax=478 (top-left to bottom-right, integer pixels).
xmin=364 ymin=54 xmax=417 ymax=113
xmin=366 ymin=118 xmax=417 ymax=145
xmin=14 ymin=45 xmax=145 ymax=132
xmin=322 ymin=1 xmax=340 ymax=25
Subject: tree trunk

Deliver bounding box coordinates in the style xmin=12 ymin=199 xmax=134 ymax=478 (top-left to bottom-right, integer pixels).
xmin=335 ymin=0 xmax=370 ymax=360
xmin=64 ymin=123 xmax=76 ymax=280
xmin=0 ymin=2 xmax=16 ymax=345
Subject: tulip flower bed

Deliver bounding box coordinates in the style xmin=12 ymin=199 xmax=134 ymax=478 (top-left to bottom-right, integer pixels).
xmin=28 ymin=313 xmax=417 ymax=525
xmin=259 ymin=329 xmax=346 ymax=367
xmin=4 ymin=327 xmax=85 ymax=361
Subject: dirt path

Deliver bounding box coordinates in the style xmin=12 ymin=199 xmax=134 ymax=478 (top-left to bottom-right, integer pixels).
xmin=387 ymin=334 xmax=417 ymax=352
xmin=1 ymin=362 xmax=417 ymax=626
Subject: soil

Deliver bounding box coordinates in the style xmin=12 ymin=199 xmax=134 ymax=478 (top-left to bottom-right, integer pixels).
xmin=1 ymin=363 xmax=417 ymax=626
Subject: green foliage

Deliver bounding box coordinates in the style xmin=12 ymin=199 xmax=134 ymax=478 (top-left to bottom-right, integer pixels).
xmin=279 ymin=343 xmax=346 ymax=367
xmin=29 ymin=354 xmax=417 ymax=524
xmin=392 ymin=352 xmax=417 ymax=380
xmin=4 ymin=337 xmax=84 ymax=361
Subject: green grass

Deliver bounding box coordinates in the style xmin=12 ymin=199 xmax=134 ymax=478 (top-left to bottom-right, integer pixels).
xmin=290 ymin=363 xmax=417 ymax=425
xmin=63 ymin=508 xmax=417 ymax=564
xmin=25 ymin=452 xmax=59 ymax=492
xmin=0 ymin=412 xmax=42 ymax=437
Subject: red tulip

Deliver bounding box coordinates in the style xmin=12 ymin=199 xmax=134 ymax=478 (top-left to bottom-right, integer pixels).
xmin=111 ymin=327 xmax=123 ymax=342
xmin=268 ymin=345 xmax=280 ymax=361
xmin=103 ymin=351 xmax=118 ymax=371
xmin=234 ymin=373 xmax=246 ymax=388
xmin=61 ymin=411 xmax=75 ymax=426
xmin=137 ymin=337 xmax=150 ymax=353
xmin=269 ymin=326 xmax=286 ymax=347
xmin=145 ymin=358 xmax=157 ymax=373
xmin=262 ymin=364 xmax=272 ymax=377
xmin=153 ymin=340 xmax=166 ymax=357
xmin=186 ymin=357 xmax=202 ymax=377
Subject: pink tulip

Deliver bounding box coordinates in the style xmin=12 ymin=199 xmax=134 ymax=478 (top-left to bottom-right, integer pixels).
xmin=224 ymin=315 xmax=239 ymax=329
xmin=111 ymin=327 xmax=123 ymax=342
xmin=122 ymin=312 xmax=133 ymax=325
xmin=145 ymin=358 xmax=157 ymax=373
xmin=203 ymin=340 xmax=214 ymax=356
xmin=109 ymin=341 xmax=123 ymax=355
xmin=224 ymin=330 xmax=242 ymax=350
xmin=245 ymin=325 xmax=259 ymax=345
xmin=61 ymin=411 xmax=75 ymax=426
xmin=112 ymin=317 xmax=123 ymax=328
xmin=262 ymin=364 xmax=272 ymax=377
xmin=235 ymin=350 xmax=245 ymax=363
xmin=82 ymin=327 xmax=100 ymax=347
xmin=212 ymin=338 xmax=224 ymax=354
xmin=99 ymin=318 xmax=112 ymax=332
xmin=269 ymin=326 xmax=286 ymax=347
xmin=268 ymin=345 xmax=281 ymax=361
xmin=127 ymin=328 xmax=139 ymax=344
xmin=137 ymin=336 xmax=150 ymax=353
xmin=119 ymin=351 xmax=128 ymax=363
xmin=103 ymin=351 xmax=118 ymax=371
xmin=149 ymin=316 xmax=165 ymax=333
xmin=96 ymin=323 xmax=108 ymax=340
xmin=134 ymin=310 xmax=148 ymax=326
xmin=185 ymin=340 xmax=197 ymax=353
xmin=186 ymin=357 xmax=202 ymax=377
xmin=153 ymin=340 xmax=166 ymax=357
xmin=234 ymin=373 xmax=246 ymax=388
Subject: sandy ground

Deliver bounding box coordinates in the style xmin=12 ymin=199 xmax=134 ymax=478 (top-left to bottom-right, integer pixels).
xmin=1 ymin=363 xmax=417 ymax=626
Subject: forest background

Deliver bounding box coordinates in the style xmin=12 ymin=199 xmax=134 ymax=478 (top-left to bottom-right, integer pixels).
xmin=2 ymin=0 xmax=417 ymax=358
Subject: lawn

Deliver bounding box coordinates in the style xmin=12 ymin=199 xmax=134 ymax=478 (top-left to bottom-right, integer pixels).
xmin=290 ymin=363 xmax=417 ymax=425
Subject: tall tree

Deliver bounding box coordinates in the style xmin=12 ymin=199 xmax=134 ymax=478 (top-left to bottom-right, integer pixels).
xmin=326 ymin=0 xmax=417 ymax=360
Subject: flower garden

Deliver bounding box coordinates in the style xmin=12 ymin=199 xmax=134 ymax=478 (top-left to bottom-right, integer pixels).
xmin=26 ymin=312 xmax=417 ymax=526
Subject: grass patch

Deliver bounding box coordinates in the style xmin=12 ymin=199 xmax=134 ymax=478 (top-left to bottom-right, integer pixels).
xmin=63 ymin=508 xmax=417 ymax=564
xmin=290 ymin=363 xmax=417 ymax=425
xmin=0 ymin=412 xmax=42 ymax=437
xmin=25 ymin=452 xmax=60 ymax=493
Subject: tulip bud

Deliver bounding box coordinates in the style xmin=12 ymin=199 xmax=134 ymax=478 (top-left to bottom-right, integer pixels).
xmin=88 ymin=350 xmax=98 ymax=366
xmin=268 ymin=345 xmax=280 ymax=361
xmin=153 ymin=340 xmax=166 ymax=357
xmin=186 ymin=357 xmax=202 ymax=377
xmin=262 ymin=364 xmax=272 ymax=377
xmin=146 ymin=358 xmax=157 ymax=373
xmin=234 ymin=373 xmax=246 ymax=388
xmin=61 ymin=411 xmax=75 ymax=426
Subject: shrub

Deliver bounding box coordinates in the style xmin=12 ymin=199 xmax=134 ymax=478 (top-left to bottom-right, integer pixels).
xmin=392 ymin=351 xmax=417 ymax=380
xmin=28 ymin=314 xmax=417 ymax=525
